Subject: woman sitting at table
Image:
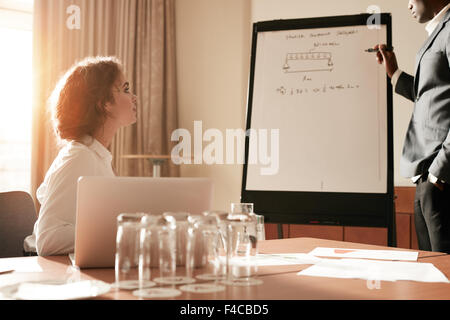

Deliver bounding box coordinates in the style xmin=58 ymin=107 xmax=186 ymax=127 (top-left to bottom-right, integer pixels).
xmin=24 ymin=56 xmax=137 ymax=256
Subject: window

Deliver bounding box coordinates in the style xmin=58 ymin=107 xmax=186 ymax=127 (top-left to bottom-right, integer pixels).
xmin=0 ymin=0 xmax=33 ymax=193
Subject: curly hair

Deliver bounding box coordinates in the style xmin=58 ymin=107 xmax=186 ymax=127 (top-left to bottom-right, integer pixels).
xmin=49 ymin=56 xmax=123 ymax=141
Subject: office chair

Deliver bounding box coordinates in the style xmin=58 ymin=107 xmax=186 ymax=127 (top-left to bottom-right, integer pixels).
xmin=0 ymin=191 xmax=37 ymax=258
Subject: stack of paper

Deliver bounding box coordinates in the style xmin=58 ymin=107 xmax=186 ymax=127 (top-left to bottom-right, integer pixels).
xmin=254 ymin=247 xmax=448 ymax=283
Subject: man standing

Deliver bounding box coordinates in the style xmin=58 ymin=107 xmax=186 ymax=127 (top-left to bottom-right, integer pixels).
xmin=376 ymin=0 xmax=450 ymax=253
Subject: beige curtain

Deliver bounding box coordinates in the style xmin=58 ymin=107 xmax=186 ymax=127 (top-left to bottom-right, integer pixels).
xmin=31 ymin=0 xmax=179 ymax=209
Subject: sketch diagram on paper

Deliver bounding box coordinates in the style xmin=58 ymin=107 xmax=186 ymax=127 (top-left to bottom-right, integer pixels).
xmin=282 ymin=52 xmax=334 ymax=73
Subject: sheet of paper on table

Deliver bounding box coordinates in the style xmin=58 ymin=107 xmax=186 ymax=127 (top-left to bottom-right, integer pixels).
xmin=308 ymin=247 xmax=419 ymax=261
xmin=0 ymin=280 xmax=112 ymax=300
xmin=253 ymin=253 xmax=323 ymax=266
xmin=297 ymin=258 xmax=449 ymax=283
xmin=0 ymin=259 xmax=43 ymax=273
xmin=219 ymin=254 xmax=322 ymax=267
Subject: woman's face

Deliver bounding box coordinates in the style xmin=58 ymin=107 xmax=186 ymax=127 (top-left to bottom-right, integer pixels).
xmin=107 ymin=72 xmax=137 ymax=127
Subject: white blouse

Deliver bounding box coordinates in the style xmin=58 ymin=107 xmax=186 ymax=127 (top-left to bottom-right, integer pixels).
xmin=24 ymin=136 xmax=115 ymax=256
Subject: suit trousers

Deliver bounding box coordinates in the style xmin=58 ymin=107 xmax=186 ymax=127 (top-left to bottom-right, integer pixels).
xmin=414 ymin=175 xmax=450 ymax=253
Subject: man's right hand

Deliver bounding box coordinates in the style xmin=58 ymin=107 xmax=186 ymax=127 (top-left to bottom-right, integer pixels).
xmin=374 ymin=44 xmax=399 ymax=79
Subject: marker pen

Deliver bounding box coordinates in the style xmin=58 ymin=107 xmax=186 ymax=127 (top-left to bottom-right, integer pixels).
xmin=365 ymin=47 xmax=394 ymax=52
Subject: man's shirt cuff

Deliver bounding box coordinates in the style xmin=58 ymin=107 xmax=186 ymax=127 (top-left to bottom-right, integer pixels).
xmin=428 ymin=173 xmax=446 ymax=184
xmin=391 ymin=69 xmax=403 ymax=88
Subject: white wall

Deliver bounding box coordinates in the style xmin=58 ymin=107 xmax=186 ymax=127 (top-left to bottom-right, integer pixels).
xmin=252 ymin=0 xmax=426 ymax=187
xmin=175 ymin=0 xmax=421 ymax=212
xmin=175 ymin=0 xmax=252 ymax=211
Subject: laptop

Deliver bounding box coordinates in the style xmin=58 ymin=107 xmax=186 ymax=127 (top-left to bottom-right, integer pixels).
xmin=72 ymin=176 xmax=213 ymax=268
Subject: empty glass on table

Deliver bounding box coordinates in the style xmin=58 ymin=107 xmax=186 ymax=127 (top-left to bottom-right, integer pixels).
xmin=115 ymin=213 xmax=148 ymax=290
xmin=195 ymin=212 xmax=227 ymax=281
xmin=133 ymin=214 xmax=182 ymax=299
xmin=222 ymin=203 xmax=263 ymax=286
xmin=138 ymin=214 xmax=161 ymax=287
xmin=154 ymin=212 xmax=196 ymax=285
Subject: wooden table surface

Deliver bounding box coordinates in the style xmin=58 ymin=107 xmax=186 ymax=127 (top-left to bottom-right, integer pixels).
xmin=0 ymin=237 xmax=448 ymax=300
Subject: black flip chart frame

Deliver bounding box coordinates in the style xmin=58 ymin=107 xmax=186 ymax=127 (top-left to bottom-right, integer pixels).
xmin=241 ymin=14 xmax=396 ymax=246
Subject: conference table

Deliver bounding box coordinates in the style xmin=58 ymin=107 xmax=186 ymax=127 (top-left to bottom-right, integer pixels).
xmin=0 ymin=237 xmax=449 ymax=300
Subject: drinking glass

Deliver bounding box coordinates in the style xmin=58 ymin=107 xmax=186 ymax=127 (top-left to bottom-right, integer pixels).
xmin=153 ymin=214 xmax=178 ymax=284
xmin=177 ymin=214 xmax=227 ymax=294
xmin=231 ymin=203 xmax=254 ymax=216
xmin=222 ymin=203 xmax=262 ymax=286
xmin=231 ymin=203 xmax=265 ymax=241
xmin=115 ymin=213 xmax=146 ymax=290
xmin=195 ymin=212 xmax=226 ymax=281
xmin=138 ymin=214 xmax=160 ymax=289
xmin=155 ymin=212 xmax=196 ymax=285
xmin=133 ymin=214 xmax=183 ymax=299
xmin=189 ymin=214 xmax=207 ymax=268
xmin=254 ymin=213 xmax=266 ymax=241
xmin=230 ymin=203 xmax=257 ymax=258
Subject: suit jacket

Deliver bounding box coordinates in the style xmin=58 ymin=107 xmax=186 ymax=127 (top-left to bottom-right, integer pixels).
xmin=396 ymin=9 xmax=450 ymax=182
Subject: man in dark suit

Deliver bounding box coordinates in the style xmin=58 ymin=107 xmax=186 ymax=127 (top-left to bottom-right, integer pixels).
xmin=376 ymin=0 xmax=450 ymax=253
